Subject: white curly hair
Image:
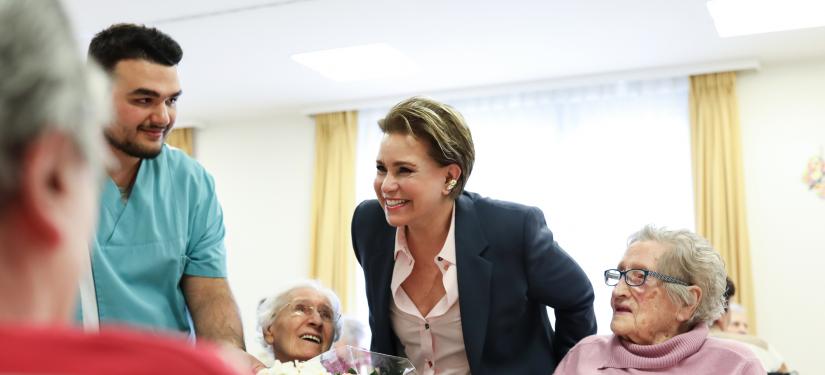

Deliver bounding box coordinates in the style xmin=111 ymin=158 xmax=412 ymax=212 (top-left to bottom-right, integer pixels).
xmin=256 ymin=280 xmax=343 ymax=356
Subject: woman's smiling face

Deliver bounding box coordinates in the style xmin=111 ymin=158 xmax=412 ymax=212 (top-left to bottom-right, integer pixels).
xmin=373 ymin=132 xmax=455 ymax=229
xmin=264 ymin=288 xmax=335 ymax=362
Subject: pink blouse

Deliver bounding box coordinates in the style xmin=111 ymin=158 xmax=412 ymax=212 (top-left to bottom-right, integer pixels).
xmin=389 ymin=207 xmax=470 ymax=375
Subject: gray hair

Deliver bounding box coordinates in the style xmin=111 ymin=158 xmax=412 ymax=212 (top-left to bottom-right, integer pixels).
xmin=728 ymin=302 xmax=746 ymax=314
xmin=256 ymin=280 xmax=343 ymax=353
xmin=629 ymin=225 xmax=727 ymax=327
xmin=0 ymin=0 xmax=110 ymax=209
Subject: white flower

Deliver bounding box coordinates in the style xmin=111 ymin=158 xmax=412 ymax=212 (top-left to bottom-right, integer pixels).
xmin=256 ymin=359 xmax=333 ymax=375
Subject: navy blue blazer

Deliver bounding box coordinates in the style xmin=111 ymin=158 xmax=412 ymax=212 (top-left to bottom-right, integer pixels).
xmin=351 ymin=191 xmax=597 ymax=374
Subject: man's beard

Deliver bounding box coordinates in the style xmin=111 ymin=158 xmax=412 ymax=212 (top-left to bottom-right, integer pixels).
xmin=104 ymin=129 xmax=164 ymax=159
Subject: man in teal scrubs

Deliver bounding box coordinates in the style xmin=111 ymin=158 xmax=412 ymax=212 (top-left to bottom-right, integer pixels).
xmin=85 ymin=24 xmax=263 ymax=371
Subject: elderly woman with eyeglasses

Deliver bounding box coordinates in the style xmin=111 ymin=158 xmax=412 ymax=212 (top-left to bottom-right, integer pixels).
xmin=554 ymin=225 xmax=765 ymax=374
xmin=256 ymin=280 xmax=343 ymax=363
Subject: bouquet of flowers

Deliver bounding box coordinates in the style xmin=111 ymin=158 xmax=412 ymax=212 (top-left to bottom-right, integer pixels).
xmin=316 ymin=346 xmax=416 ymax=375
xmin=256 ymin=359 xmax=332 ymax=375
xmin=255 ymin=347 xmax=415 ymax=375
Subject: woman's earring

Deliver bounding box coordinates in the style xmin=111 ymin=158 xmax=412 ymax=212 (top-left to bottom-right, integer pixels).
xmin=446 ymin=179 xmax=458 ymax=191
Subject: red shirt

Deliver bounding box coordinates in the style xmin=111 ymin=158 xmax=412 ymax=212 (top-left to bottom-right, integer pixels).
xmin=0 ymin=325 xmax=243 ymax=375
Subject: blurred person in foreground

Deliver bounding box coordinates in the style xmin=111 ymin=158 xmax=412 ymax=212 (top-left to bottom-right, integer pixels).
xmin=0 ymin=1 xmax=243 ymax=373
xmin=83 ymin=22 xmax=263 ymax=371
xmin=554 ymin=225 xmax=764 ymax=374
xmin=352 ymin=97 xmax=596 ymax=374
xmin=256 ymin=281 xmax=342 ymax=364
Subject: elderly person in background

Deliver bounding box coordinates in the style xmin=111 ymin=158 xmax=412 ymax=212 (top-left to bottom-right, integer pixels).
xmin=257 ymin=281 xmax=342 ymax=363
xmin=554 ymin=225 xmax=764 ymax=374
xmin=710 ymin=278 xmax=791 ymax=373
xmin=726 ymin=303 xmax=750 ymax=335
xmin=333 ymin=316 xmax=368 ymax=350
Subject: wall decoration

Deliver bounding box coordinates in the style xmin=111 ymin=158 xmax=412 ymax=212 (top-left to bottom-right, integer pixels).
xmin=802 ymin=151 xmax=825 ymax=199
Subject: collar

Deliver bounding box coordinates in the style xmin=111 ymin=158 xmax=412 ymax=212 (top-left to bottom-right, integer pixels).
xmin=603 ymin=324 xmax=710 ymax=369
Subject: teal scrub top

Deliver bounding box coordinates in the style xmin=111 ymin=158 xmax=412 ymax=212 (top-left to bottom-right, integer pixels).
xmin=80 ymin=145 xmax=227 ymax=333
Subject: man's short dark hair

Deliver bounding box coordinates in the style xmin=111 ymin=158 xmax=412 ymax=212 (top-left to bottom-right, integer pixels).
xmin=88 ymin=23 xmax=182 ymax=72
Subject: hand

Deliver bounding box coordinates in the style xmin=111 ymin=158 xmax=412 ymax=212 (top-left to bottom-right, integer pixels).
xmin=240 ymin=350 xmax=267 ymax=373
xmin=216 ymin=343 xmax=267 ymax=374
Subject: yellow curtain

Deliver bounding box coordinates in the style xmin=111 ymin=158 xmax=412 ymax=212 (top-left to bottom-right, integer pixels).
xmin=689 ymin=72 xmax=756 ymax=333
xmin=309 ymin=111 xmax=358 ymax=313
xmin=166 ymin=127 xmax=195 ymax=156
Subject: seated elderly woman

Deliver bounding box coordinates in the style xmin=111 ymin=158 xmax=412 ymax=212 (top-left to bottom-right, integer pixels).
xmin=257 ymin=280 xmax=343 ymax=363
xmin=554 ymin=225 xmax=765 ymax=374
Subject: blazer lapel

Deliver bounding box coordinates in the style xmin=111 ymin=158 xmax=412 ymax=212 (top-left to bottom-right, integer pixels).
xmin=455 ymin=194 xmax=492 ymax=372
xmin=370 ymin=223 xmax=398 ymax=354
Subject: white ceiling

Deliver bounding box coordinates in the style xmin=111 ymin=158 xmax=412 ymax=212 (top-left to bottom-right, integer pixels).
xmin=64 ymin=0 xmax=825 ymax=122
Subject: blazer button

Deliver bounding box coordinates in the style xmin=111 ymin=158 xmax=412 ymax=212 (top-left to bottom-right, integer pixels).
xmin=427 ymin=360 xmax=433 ymax=368
xmin=425 ymin=323 xmax=430 ymax=330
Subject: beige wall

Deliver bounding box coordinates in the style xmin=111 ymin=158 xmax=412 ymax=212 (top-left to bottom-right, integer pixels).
xmin=738 ymin=58 xmax=825 ymax=375
xmin=196 ymin=111 xmax=316 ymax=357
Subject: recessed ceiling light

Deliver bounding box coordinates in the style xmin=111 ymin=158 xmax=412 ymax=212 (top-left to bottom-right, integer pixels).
xmin=291 ymin=43 xmax=417 ymax=82
xmin=707 ymin=0 xmax=825 ymax=37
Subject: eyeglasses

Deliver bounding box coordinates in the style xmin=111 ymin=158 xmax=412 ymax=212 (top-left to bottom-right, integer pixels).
xmin=604 ymin=268 xmax=690 ymax=287
xmin=278 ymin=299 xmax=339 ymax=323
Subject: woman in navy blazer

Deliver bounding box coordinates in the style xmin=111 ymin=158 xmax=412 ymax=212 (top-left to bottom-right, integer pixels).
xmin=351 ymin=97 xmax=596 ymax=374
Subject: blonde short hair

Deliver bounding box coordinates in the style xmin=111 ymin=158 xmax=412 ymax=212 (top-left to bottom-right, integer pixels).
xmin=379 ymin=97 xmax=475 ymax=199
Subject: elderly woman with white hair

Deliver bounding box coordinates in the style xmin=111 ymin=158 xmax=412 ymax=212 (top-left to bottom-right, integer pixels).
xmin=257 ymin=281 xmax=343 ymax=363
xmin=554 ymin=225 xmax=765 ymax=374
